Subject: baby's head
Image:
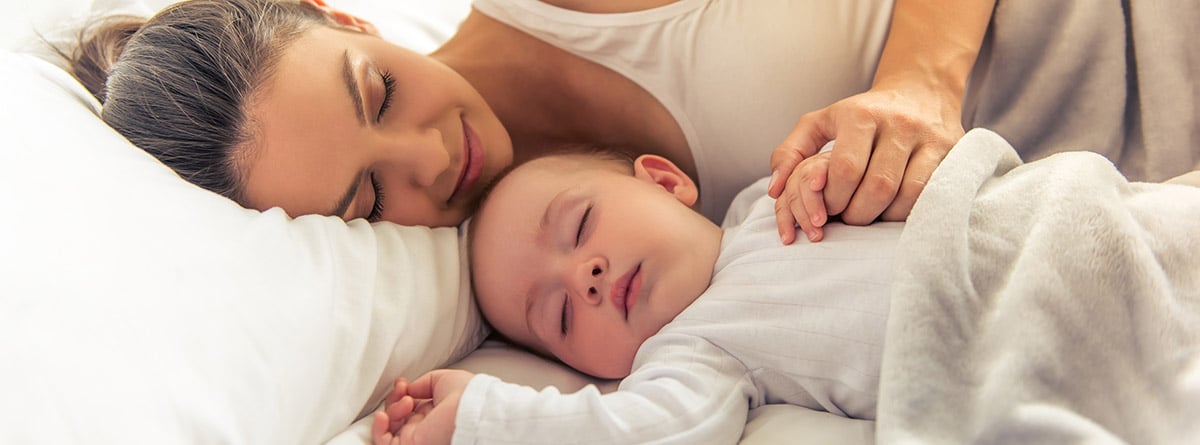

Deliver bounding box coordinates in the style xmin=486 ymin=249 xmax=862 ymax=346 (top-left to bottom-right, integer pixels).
xmin=469 ymin=148 xmax=723 ymax=379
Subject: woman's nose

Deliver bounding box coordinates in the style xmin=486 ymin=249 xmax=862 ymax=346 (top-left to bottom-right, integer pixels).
xmin=570 ymin=256 xmax=606 ymax=305
xmin=381 ymin=127 xmax=447 ymax=188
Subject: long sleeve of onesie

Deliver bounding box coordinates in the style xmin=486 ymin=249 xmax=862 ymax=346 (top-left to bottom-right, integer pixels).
xmin=451 ymin=333 xmax=758 ymax=445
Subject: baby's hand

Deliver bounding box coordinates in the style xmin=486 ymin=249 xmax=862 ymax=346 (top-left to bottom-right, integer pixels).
xmin=371 ymin=370 xmax=475 ymax=445
xmin=769 ymin=151 xmax=831 ymax=244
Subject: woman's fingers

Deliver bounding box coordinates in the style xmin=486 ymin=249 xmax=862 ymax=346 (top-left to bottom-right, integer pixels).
xmin=879 ymin=143 xmax=944 ymax=221
xmin=770 ymin=111 xmax=834 ymax=198
xmin=823 ymin=113 xmax=875 ymax=216
xmin=839 ymin=128 xmax=911 ymax=225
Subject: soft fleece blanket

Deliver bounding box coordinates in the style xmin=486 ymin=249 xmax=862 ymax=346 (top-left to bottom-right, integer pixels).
xmin=876 ymin=129 xmax=1200 ymax=444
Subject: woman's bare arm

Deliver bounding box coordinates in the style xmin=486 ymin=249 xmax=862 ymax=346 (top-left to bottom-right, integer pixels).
xmin=770 ymin=0 xmax=997 ymax=227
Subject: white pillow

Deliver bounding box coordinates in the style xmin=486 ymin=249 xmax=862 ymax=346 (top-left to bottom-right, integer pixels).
xmin=0 ymin=0 xmax=480 ymax=443
xmin=0 ymin=0 xmax=90 ymax=51
xmin=8 ymin=0 xmax=471 ymax=62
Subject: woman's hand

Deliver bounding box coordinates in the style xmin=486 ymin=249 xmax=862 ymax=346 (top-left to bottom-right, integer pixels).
xmin=372 ymin=370 xmax=475 ymax=445
xmin=772 ymin=151 xmax=831 ymax=244
xmin=769 ymin=84 xmax=964 ymax=226
xmin=770 ymin=0 xmax=993 ymax=226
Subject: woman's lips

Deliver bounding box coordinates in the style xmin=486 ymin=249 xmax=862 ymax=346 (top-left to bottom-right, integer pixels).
xmin=450 ymin=118 xmax=484 ymax=203
xmin=611 ymin=263 xmax=643 ymax=320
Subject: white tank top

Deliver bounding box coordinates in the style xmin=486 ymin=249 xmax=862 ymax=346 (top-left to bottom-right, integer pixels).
xmin=472 ymin=0 xmax=895 ymax=221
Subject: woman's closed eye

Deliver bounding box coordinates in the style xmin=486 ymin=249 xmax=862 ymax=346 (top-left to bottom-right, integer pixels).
xmin=377 ymin=70 xmax=396 ymax=122
xmin=367 ymin=172 xmax=385 ymax=222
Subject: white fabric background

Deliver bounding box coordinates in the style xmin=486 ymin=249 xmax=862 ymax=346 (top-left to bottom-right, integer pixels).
xmin=1 ymin=1 xmax=482 ymax=444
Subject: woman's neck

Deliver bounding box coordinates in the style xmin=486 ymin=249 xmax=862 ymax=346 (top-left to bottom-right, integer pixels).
xmin=433 ymin=12 xmax=585 ymax=157
xmin=431 ymin=10 xmax=697 ymax=178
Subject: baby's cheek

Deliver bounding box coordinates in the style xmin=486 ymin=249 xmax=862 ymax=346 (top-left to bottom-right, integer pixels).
xmin=571 ymin=336 xmax=640 ymax=380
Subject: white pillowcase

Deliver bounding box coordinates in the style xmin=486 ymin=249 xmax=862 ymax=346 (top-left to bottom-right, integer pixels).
xmin=0 ymin=0 xmax=480 ymax=443
xmin=7 ymin=0 xmax=471 ymax=61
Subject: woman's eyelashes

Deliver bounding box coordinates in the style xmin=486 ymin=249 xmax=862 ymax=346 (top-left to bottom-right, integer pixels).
xmin=367 ymin=172 xmax=385 ymax=221
xmin=377 ymin=70 xmax=396 ymax=122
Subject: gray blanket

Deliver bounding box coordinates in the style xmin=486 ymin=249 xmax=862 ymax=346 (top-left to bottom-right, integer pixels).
xmin=876 ymin=129 xmax=1200 ymax=444
xmin=965 ymin=0 xmax=1200 ymax=182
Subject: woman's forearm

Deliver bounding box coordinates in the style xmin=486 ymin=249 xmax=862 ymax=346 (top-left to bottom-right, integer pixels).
xmin=872 ymin=0 xmax=996 ymax=101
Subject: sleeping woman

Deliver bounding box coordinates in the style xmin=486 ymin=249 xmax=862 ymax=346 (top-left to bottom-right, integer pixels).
xmin=64 ymin=0 xmax=1198 ymax=234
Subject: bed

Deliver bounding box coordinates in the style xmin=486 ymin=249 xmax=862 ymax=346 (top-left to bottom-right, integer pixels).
xmin=0 ymin=1 xmax=872 ymax=443
xmin=6 ymin=1 xmax=1199 ymax=444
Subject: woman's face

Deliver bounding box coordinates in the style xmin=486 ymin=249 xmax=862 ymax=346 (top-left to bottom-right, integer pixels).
xmin=240 ymin=25 xmax=512 ymax=227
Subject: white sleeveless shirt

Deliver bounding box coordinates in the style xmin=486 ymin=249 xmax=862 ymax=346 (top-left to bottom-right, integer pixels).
xmin=472 ymin=0 xmax=895 ymax=221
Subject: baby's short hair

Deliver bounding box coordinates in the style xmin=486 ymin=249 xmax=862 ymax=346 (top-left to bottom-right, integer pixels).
xmin=551 ymin=143 xmax=637 ymax=171
xmin=475 ymin=143 xmax=635 ymax=212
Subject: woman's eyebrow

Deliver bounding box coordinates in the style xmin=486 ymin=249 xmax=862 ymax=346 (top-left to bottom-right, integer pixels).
xmin=341 ymin=50 xmax=366 ymax=126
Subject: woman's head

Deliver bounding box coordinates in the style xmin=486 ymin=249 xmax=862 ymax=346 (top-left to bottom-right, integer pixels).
xmin=69 ymin=0 xmax=512 ymax=226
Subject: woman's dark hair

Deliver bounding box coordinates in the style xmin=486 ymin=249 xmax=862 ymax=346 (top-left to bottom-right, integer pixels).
xmin=62 ymin=0 xmax=331 ymax=202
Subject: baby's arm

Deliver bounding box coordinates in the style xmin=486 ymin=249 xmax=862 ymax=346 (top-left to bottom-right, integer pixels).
xmin=771 ymin=151 xmax=832 ymax=244
xmin=390 ymin=335 xmax=754 ymax=445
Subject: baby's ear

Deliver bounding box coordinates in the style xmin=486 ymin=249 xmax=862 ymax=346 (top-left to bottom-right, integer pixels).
xmin=633 ymin=155 xmax=698 ymax=207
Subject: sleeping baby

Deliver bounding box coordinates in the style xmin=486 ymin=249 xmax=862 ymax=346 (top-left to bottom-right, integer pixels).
xmin=371 ymin=142 xmax=1200 ymax=445
xmin=371 ymin=146 xmax=901 ymax=444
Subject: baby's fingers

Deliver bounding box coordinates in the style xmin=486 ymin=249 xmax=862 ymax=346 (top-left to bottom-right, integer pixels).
xmin=372 ymin=412 xmax=400 ymax=445
xmin=387 ymin=378 xmax=408 ymax=405
xmin=774 ymin=199 xmax=799 ymax=245
xmin=775 ymin=190 xmax=823 ymax=244
xmin=386 ymin=396 xmax=417 ymax=430
xmin=785 ymin=167 xmax=829 ymax=242
xmin=388 ymin=395 xmax=416 ymax=416
xmin=801 ymin=166 xmax=828 ymax=229
xmin=787 ymin=188 xmax=823 ymax=244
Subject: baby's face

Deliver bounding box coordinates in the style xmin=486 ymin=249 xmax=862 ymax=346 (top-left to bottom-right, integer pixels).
xmin=470 ymin=155 xmax=722 ymax=379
